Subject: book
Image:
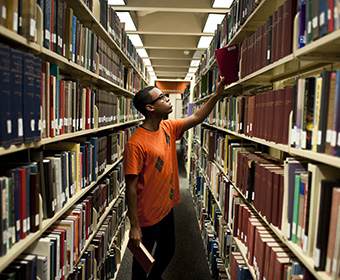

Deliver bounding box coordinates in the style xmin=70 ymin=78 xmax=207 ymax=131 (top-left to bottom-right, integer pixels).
xmin=0 ymin=43 xmax=12 ymax=148
xmin=127 ymin=240 xmax=155 ymax=274
xmin=325 ymin=188 xmax=340 ymax=274
xmin=214 ymin=45 xmax=239 ymax=85
xmin=314 ymin=180 xmax=340 ymax=271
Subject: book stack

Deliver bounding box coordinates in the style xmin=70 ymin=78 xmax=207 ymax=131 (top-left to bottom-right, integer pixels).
xmin=291 ymin=70 xmax=340 ymax=157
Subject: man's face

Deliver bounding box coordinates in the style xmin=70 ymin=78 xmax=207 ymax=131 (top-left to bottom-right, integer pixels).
xmin=147 ymin=88 xmax=173 ymax=115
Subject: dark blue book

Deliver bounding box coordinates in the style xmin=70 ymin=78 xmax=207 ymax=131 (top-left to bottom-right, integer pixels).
xmin=7 ymin=168 xmax=20 ymax=243
xmin=10 ymin=43 xmax=24 ymax=146
xmin=22 ymin=53 xmax=36 ymax=143
xmin=90 ymin=137 xmax=98 ymax=182
xmin=44 ymin=0 xmax=51 ymax=49
xmin=84 ymin=141 xmax=92 ymax=185
xmin=71 ymin=15 xmax=77 ymax=63
xmin=34 ymin=56 xmax=42 ymax=142
xmin=299 ymin=0 xmax=306 ymax=48
xmin=319 ymin=0 xmax=328 ymax=37
xmin=0 ymin=43 xmax=12 ymax=147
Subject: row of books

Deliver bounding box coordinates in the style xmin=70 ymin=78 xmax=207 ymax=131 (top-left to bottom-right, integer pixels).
xmin=0 ymin=43 xmax=142 ymax=147
xmin=291 ymin=70 xmax=340 ymax=157
xmin=240 ymin=0 xmax=297 ymax=78
xmin=194 ymin=66 xmax=219 ymax=100
xmin=189 ymin=155 xmax=311 ymax=280
xmin=0 ymin=44 xmax=42 ymax=147
xmin=0 ymin=126 xmax=133 ymax=254
xmin=197 ymin=130 xmax=340 ymax=276
xmin=95 ymin=90 xmax=141 ymax=128
xmin=0 ymin=191 xmax=126 ymax=280
xmin=80 ymin=0 xmax=148 ymax=78
xmin=300 ymin=0 xmax=340 ymax=48
xmin=189 ymin=150 xmax=318 ymax=280
xmin=0 ymin=0 xmax=148 ymax=79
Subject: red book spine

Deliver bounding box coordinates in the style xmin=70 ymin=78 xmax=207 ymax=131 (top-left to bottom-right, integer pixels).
xmin=328 ymin=0 xmax=334 ymax=33
xmin=60 ymin=79 xmax=64 ymax=135
xmin=283 ymin=87 xmax=293 ymax=144
xmin=278 ymin=173 xmax=284 ymax=229
xmin=19 ymin=168 xmax=27 ymax=239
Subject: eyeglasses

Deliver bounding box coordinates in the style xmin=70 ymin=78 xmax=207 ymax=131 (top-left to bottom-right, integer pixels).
xmin=147 ymin=93 xmax=167 ymax=104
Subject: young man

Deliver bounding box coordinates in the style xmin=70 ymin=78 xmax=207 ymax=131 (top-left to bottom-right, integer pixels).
xmin=123 ymin=73 xmax=225 ymax=279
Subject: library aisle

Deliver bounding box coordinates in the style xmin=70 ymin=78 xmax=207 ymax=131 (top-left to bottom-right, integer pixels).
xmin=116 ymin=145 xmax=213 ymax=280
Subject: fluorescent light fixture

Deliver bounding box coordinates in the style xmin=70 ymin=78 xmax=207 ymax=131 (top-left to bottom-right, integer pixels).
xmin=128 ymin=35 xmax=143 ymax=47
xmin=108 ymin=0 xmax=126 ymax=5
xmin=197 ymin=36 xmax=213 ymax=49
xmin=190 ymin=60 xmax=200 ymax=67
xmin=136 ymin=48 xmax=148 ymax=58
xmin=143 ymin=58 xmax=151 ymax=66
xmin=188 ymin=67 xmax=197 ymax=73
xmin=203 ymin=14 xmax=225 ymax=33
xmin=212 ymin=0 xmax=233 ymax=8
xmin=184 ymin=76 xmax=192 ymax=81
xmin=116 ymin=12 xmax=136 ymax=31
xmin=147 ymin=66 xmax=154 ymax=72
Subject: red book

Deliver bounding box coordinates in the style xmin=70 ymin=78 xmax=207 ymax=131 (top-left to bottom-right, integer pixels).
xmin=234 ymin=203 xmax=241 ymax=238
xmin=86 ymin=87 xmax=91 ymax=130
xmin=273 ymin=89 xmax=286 ymax=143
xmin=328 ymin=0 xmax=334 ymax=33
xmin=230 ymin=252 xmax=244 ymax=280
xmin=19 ymin=167 xmax=27 ymax=239
xmin=278 ymin=173 xmax=284 ymax=229
xmin=282 ymin=87 xmax=293 ymax=144
xmin=214 ymin=44 xmax=239 ymax=85
xmin=60 ymin=79 xmax=64 ymax=135
xmin=50 ymin=0 xmax=54 ymax=51
xmin=273 ymin=257 xmax=291 ymax=280
xmin=50 ymin=76 xmax=56 ymax=137
xmin=258 ymin=237 xmax=278 ymax=280
xmin=128 ymin=240 xmax=155 ymax=274
xmin=272 ymin=170 xmax=284 ymax=227
xmin=282 ymin=0 xmax=298 ymax=58
xmin=247 ymin=218 xmax=263 ymax=265
xmin=272 ymin=10 xmax=278 ymax=63
xmin=276 ymin=5 xmax=284 ymax=61
xmin=263 ymin=242 xmax=287 ymax=280
xmin=51 ymin=228 xmax=66 ymax=280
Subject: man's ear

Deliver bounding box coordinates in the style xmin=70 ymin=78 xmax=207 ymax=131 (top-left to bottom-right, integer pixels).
xmin=145 ymin=104 xmax=154 ymax=112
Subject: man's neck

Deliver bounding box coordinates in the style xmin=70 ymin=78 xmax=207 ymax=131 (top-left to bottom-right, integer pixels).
xmin=142 ymin=116 xmax=163 ymax=132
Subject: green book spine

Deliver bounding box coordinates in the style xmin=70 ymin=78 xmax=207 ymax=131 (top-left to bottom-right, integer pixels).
xmin=292 ymin=174 xmax=301 ymax=243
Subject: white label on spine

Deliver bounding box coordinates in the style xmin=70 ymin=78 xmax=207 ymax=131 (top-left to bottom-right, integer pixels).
xmin=18 ymin=118 xmax=23 ymax=136
xmin=292 ymin=222 xmax=297 ymax=235
xmin=31 ymin=119 xmax=35 ymax=132
xmin=30 ymin=19 xmax=35 ymax=37
xmin=338 ymin=132 xmax=340 ymax=146
xmin=331 ymin=130 xmax=337 ymax=146
xmin=313 ymin=16 xmax=318 ymax=28
xmin=7 ymin=120 xmax=12 ymax=134
xmin=2 ymin=7 xmax=6 ymax=19
xmin=320 ymin=12 xmax=325 ymax=26
xmin=326 ymin=129 xmax=332 ymax=143
xmin=13 ymin=13 xmax=18 ymax=31
xmin=317 ymin=130 xmax=322 ymax=145
xmin=315 ymin=248 xmax=321 ymax=268
xmin=35 ymin=214 xmax=39 ymax=226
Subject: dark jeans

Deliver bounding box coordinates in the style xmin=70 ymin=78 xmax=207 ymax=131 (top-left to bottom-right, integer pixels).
xmin=132 ymin=209 xmax=176 ymax=280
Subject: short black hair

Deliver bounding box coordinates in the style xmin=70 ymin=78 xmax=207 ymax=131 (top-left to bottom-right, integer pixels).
xmin=133 ymin=86 xmax=156 ymax=116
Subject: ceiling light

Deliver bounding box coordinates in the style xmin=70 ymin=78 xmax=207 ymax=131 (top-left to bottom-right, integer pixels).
xmin=190 ymin=60 xmax=200 ymax=67
xmin=136 ymin=48 xmax=148 ymax=58
xmin=212 ymin=0 xmax=233 ymax=8
xmin=184 ymin=77 xmax=192 ymax=81
xmin=143 ymin=58 xmax=151 ymax=66
xmin=203 ymin=14 xmax=225 ymax=33
xmin=197 ymin=36 xmax=213 ymax=48
xmin=108 ymin=0 xmax=126 ymax=5
xmin=116 ymin=12 xmax=136 ymax=31
xmin=188 ymin=67 xmax=197 ymax=73
xmin=183 ymin=50 xmax=190 ymax=55
xmin=128 ymin=35 xmax=143 ymax=47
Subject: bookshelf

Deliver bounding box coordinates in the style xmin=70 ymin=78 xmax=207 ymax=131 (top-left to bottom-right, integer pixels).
xmin=0 ymin=0 xmax=147 ymax=278
xmin=186 ymin=0 xmax=340 ymax=279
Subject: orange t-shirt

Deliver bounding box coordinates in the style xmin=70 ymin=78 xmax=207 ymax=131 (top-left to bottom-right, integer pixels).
xmin=123 ymin=119 xmax=184 ymax=227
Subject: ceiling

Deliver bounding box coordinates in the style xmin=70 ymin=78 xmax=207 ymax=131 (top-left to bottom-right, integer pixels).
xmin=110 ymin=0 xmax=229 ymax=81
